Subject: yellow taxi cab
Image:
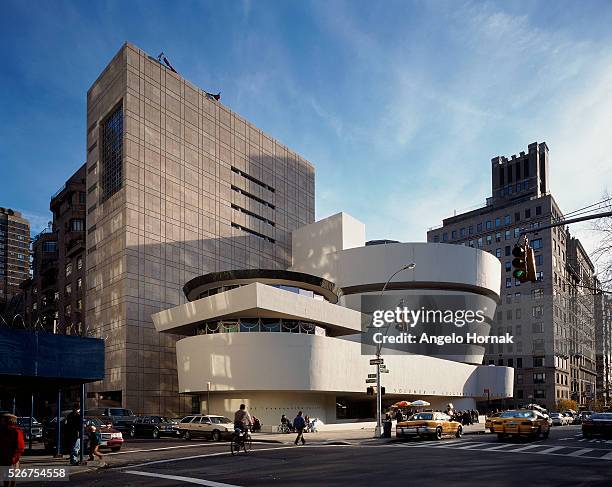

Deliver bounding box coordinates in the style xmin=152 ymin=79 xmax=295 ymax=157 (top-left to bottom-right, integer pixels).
xmin=485 ymin=412 xmax=500 ymax=432
xmin=396 ymin=411 xmax=462 ymax=440
xmin=490 ymin=409 xmax=550 ymax=440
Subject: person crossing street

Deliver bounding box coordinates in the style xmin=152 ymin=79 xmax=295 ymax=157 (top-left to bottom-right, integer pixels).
xmin=293 ymin=411 xmax=306 ymax=446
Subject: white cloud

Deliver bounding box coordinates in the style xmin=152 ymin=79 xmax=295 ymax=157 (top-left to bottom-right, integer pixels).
xmin=21 ymin=211 xmax=52 ymax=235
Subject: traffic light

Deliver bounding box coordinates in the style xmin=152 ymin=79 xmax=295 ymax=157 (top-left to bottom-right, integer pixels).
xmin=512 ymin=244 xmax=528 ymax=282
xmin=525 ymin=245 xmax=537 ymax=283
xmin=512 ymin=242 xmax=537 ymax=283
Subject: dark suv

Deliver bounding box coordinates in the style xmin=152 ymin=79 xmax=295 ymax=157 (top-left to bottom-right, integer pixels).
xmin=86 ymin=407 xmax=136 ymax=433
xmin=129 ymin=416 xmax=180 ymax=439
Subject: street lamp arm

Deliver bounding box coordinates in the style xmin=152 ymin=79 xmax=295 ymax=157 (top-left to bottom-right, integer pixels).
xmin=380 ymin=263 xmax=416 ymax=295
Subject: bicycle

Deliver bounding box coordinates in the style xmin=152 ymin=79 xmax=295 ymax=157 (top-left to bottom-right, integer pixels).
xmin=230 ymin=426 xmax=252 ymax=455
xmin=277 ymin=423 xmax=291 ymax=434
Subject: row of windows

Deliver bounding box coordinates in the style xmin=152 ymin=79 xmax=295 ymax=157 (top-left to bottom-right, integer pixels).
xmin=505 ymin=272 xmax=544 ymax=288
xmin=496 ymin=179 xmax=533 ymax=198
xmin=231 ymin=204 xmax=275 ymax=227
xmin=488 ymin=356 xmax=546 ymax=368
xmin=432 ymin=206 xmax=544 ymax=242
xmin=231 ymin=185 xmax=275 ymax=209
xmin=231 ymin=222 xmax=275 ymax=243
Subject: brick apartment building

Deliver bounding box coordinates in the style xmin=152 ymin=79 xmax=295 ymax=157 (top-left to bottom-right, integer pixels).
xmin=427 ymin=142 xmax=597 ymax=410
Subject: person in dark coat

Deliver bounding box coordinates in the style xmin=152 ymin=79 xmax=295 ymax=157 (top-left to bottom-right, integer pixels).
xmin=0 ymin=413 xmax=25 ymax=487
xmin=395 ymin=409 xmax=404 ymax=423
xmin=64 ymin=404 xmax=82 ymax=465
xmin=293 ymin=411 xmax=306 ymax=446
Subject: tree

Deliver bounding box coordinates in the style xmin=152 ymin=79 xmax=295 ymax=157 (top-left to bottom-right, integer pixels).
xmin=592 ymin=191 xmax=612 ymax=291
xmin=556 ymin=398 xmax=578 ymax=412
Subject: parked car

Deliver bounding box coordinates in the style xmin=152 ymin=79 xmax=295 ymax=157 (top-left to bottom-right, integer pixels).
xmin=582 ymin=412 xmax=612 ymax=438
xmin=129 ymin=416 xmax=181 ymax=439
xmin=86 ymin=407 xmax=136 ymax=433
xmin=178 ymin=415 xmax=235 ymax=441
xmin=17 ymin=417 xmax=43 ymax=442
xmin=490 ymin=409 xmax=550 ymax=440
xmin=396 ymin=412 xmax=462 ymax=440
xmin=43 ymin=416 xmax=124 ymax=453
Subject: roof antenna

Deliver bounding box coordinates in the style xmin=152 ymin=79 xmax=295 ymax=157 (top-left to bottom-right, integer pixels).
xmin=205 ymin=91 xmax=221 ymax=102
xmin=157 ymin=51 xmax=178 ymax=74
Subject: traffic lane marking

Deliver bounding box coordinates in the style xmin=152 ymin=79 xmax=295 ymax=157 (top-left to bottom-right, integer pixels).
xmin=108 ymin=442 xmax=230 ymax=456
xmin=385 ymin=442 xmax=612 ymax=460
xmin=121 ymin=444 xmax=352 ymax=469
xmin=125 ymin=470 xmax=242 ymax=486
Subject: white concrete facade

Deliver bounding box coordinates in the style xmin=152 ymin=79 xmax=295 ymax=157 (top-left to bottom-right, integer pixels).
xmin=152 ymin=212 xmax=514 ymax=426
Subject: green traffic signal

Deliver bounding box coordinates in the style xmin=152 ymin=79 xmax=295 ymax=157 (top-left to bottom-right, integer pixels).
xmin=511 ymin=244 xmax=528 ymax=283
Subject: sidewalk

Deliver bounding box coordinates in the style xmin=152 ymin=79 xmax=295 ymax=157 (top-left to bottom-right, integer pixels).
xmin=253 ymin=421 xmax=486 ymax=444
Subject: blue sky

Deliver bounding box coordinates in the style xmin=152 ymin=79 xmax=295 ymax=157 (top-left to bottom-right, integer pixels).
xmin=1 ymin=0 xmax=611 ymax=254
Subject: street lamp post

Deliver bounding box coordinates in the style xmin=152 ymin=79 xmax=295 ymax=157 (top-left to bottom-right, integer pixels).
xmin=374 ymin=263 xmax=416 ymax=438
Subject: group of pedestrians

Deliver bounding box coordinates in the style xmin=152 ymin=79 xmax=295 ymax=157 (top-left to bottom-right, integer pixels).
xmin=64 ymin=404 xmax=103 ymax=465
xmin=449 ymin=409 xmax=479 ymax=425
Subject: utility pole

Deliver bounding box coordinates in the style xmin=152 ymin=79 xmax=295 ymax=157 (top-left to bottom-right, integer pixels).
xmin=374 ymin=263 xmax=415 ymax=438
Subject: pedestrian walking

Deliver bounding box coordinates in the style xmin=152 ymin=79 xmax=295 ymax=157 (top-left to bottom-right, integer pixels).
xmin=87 ymin=425 xmax=103 ymax=463
xmin=64 ymin=404 xmax=82 ymax=465
xmin=293 ymin=411 xmax=306 ymax=445
xmin=0 ymin=413 xmax=25 ymax=487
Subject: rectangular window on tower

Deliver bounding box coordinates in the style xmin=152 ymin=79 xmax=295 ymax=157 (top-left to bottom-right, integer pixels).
xmin=100 ymin=103 xmax=124 ymax=202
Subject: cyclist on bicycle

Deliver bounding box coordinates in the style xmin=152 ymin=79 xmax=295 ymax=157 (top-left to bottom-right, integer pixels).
xmin=234 ymin=404 xmax=252 ymax=435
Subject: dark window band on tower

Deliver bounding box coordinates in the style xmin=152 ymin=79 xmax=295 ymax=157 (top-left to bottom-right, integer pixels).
xmin=100 ymin=103 xmax=123 ymax=202
xmin=231 ymin=222 xmax=275 ymax=243
xmin=231 ymin=185 xmax=275 ymax=209
xmin=231 ymin=167 xmax=275 ymax=192
xmin=231 ymin=204 xmax=275 ymax=227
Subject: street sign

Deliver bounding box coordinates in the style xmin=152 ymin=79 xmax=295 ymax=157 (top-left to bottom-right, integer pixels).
xmin=370 ymin=358 xmax=384 ymax=365
xmin=367 ymin=373 xmax=376 ymax=379
xmin=379 ymin=364 xmax=387 ymax=370
xmin=366 ymin=378 xmax=376 ymax=383
xmin=381 ymin=369 xmax=389 ymax=373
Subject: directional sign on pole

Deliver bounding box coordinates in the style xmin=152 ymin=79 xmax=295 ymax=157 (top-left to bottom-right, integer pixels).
xmin=370 ymin=358 xmax=384 ymax=365
xmin=380 ymin=369 xmax=389 ymax=373
xmin=366 ymin=378 xmax=376 ymax=383
xmin=379 ymin=364 xmax=387 ymax=370
xmin=367 ymin=373 xmax=377 ymax=379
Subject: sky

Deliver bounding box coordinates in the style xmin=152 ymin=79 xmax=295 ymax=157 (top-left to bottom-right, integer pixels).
xmin=1 ymin=0 xmax=611 ymax=261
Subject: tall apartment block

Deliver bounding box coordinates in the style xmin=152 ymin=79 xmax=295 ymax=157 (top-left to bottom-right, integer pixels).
xmin=0 ymin=207 xmax=30 ymax=309
xmin=427 ymin=142 xmax=597 ymax=410
xmin=84 ymin=43 xmax=315 ymax=415
xmin=595 ymin=286 xmax=612 ymax=405
xmin=22 ymin=164 xmax=87 ymax=334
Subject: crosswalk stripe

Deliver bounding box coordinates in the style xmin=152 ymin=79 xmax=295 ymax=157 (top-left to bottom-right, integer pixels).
xmin=479 ymin=444 xmax=517 ymax=451
xmin=453 ymin=442 xmax=489 ymax=450
xmin=566 ymin=448 xmax=594 ymax=457
xmin=601 ymin=451 xmax=612 ymax=460
xmin=506 ymin=444 xmax=543 ymax=453
xmin=534 ymin=446 xmax=565 ymax=454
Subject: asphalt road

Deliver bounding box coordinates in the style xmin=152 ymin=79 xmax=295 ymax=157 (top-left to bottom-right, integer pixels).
xmin=19 ymin=425 xmax=612 ymax=487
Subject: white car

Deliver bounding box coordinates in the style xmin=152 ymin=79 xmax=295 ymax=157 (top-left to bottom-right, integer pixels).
xmin=178 ymin=415 xmax=235 ymax=441
xmin=549 ymin=413 xmax=565 ymax=426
